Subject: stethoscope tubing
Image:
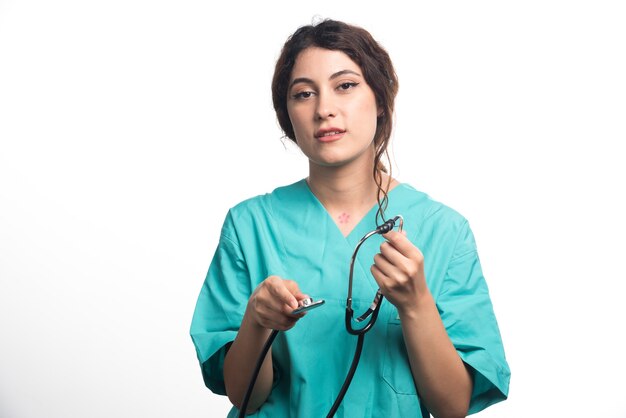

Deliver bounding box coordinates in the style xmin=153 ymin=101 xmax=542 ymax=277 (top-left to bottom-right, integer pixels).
xmin=238 ymin=215 xmax=404 ymax=418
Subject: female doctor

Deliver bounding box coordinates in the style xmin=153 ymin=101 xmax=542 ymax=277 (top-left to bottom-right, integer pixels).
xmin=190 ymin=19 xmax=510 ymax=418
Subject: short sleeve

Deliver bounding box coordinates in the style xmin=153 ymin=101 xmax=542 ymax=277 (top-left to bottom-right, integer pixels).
xmin=190 ymin=211 xmax=251 ymax=395
xmin=437 ymin=221 xmax=511 ymax=414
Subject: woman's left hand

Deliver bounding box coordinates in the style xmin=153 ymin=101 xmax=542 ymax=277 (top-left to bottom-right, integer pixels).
xmin=370 ymin=230 xmax=430 ymax=314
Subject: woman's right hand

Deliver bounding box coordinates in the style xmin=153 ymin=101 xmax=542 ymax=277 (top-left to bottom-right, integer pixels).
xmin=225 ymin=276 xmax=306 ymax=411
xmin=247 ymin=275 xmax=308 ymax=331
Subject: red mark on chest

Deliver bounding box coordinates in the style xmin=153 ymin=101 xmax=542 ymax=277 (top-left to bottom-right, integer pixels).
xmin=338 ymin=213 xmax=350 ymax=224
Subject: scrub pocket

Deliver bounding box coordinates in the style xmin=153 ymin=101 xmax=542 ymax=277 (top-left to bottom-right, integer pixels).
xmin=382 ymin=310 xmax=418 ymax=395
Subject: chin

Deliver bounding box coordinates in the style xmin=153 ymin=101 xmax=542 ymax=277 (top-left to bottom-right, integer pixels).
xmin=312 ymin=155 xmax=363 ymax=169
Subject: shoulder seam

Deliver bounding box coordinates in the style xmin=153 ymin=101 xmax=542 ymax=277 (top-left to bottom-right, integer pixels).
xmin=219 ymin=232 xmax=240 ymax=249
xmin=450 ymin=248 xmax=477 ymax=262
xmin=437 ymin=219 xmax=470 ymax=298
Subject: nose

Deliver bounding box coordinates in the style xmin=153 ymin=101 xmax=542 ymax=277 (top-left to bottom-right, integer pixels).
xmin=315 ymin=91 xmax=336 ymax=120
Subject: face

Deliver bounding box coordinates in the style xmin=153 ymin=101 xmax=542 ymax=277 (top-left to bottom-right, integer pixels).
xmin=286 ymin=47 xmax=380 ymax=169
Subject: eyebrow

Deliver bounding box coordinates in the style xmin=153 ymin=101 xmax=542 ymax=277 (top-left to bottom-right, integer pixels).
xmin=289 ymin=69 xmax=362 ymax=89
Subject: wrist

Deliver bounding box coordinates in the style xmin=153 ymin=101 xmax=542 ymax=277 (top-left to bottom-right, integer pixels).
xmin=397 ymin=290 xmax=435 ymax=321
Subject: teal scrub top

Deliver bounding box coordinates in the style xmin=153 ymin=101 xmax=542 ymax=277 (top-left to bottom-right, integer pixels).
xmin=190 ymin=179 xmax=510 ymax=417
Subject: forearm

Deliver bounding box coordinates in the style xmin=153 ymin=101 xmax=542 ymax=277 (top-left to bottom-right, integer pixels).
xmin=223 ymin=306 xmax=274 ymax=414
xmin=399 ymin=292 xmax=472 ymax=418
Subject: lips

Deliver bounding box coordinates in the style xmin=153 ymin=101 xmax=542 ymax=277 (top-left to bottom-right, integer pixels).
xmin=315 ymin=128 xmax=346 ymax=142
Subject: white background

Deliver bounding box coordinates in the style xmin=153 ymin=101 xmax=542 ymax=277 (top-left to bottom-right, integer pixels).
xmin=1 ymin=1 xmax=625 ymax=417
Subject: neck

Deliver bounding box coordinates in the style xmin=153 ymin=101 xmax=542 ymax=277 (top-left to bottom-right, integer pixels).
xmin=306 ymin=154 xmax=386 ymax=214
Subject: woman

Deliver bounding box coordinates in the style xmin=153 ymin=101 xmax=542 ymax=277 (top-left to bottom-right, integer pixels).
xmin=190 ymin=19 xmax=510 ymax=418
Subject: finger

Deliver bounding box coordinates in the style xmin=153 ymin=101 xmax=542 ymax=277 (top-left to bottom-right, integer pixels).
xmin=283 ymin=280 xmax=311 ymax=312
xmin=379 ymin=240 xmax=406 ymax=267
xmin=281 ymin=318 xmax=299 ymax=331
xmin=373 ymin=252 xmax=398 ymax=280
xmin=382 ymin=231 xmax=422 ymax=259
xmin=258 ymin=304 xmax=303 ymax=327
xmin=283 ymin=280 xmax=307 ymax=300
xmin=267 ymin=280 xmax=299 ymax=310
xmin=280 ymin=306 xmax=306 ymax=326
xmin=264 ymin=315 xmax=298 ymax=331
xmin=287 ymin=310 xmax=307 ymax=320
xmin=277 ymin=315 xmax=299 ymax=329
xmin=370 ymin=263 xmax=391 ymax=291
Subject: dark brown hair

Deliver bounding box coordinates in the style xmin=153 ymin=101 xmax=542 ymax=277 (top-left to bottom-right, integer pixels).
xmin=271 ymin=19 xmax=399 ymax=224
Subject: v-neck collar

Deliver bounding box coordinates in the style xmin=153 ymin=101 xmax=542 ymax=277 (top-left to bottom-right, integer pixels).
xmin=298 ymin=178 xmax=406 ymax=243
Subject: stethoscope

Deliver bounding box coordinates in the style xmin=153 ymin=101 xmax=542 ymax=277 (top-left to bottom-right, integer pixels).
xmin=239 ymin=215 xmax=404 ymax=418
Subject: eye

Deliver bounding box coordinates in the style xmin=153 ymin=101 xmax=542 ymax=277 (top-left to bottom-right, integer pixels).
xmin=292 ymin=91 xmax=314 ymax=100
xmin=338 ymin=82 xmax=359 ymax=91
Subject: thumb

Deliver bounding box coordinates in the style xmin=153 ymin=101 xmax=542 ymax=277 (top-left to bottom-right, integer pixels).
xmin=283 ymin=280 xmax=308 ymax=303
